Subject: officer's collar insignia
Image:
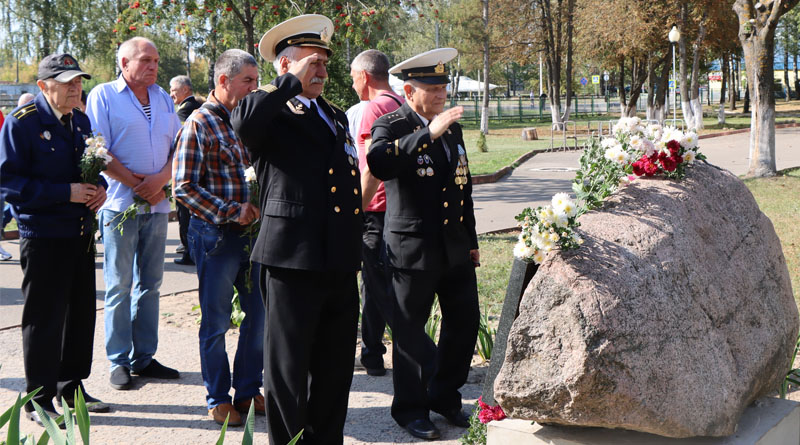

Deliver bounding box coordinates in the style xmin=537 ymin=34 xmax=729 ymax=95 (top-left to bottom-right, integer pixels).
xmin=286 ymin=100 xmax=305 ymax=115
xmin=43 ymin=130 xmax=51 ymax=140
xmin=434 ymin=62 xmax=445 ymax=74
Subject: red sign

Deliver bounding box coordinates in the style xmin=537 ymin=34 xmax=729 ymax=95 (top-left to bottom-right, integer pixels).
xmin=708 ymin=74 xmax=722 ymax=81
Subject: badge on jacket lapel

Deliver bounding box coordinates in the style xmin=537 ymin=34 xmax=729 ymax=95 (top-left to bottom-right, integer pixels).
xmin=344 ymin=142 xmax=358 ymax=167
xmin=286 ymin=101 xmax=305 ymax=115
xmin=42 ymin=131 xmax=51 ymax=140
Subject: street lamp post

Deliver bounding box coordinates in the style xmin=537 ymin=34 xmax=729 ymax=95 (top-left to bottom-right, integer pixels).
xmin=668 ymin=26 xmax=681 ymax=125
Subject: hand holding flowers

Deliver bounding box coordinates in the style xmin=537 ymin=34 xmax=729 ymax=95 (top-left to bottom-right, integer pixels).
xmin=79 ymin=134 xmax=113 ymax=251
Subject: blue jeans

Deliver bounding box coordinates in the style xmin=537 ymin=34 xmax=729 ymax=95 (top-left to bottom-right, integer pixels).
xmin=189 ymin=217 xmax=264 ymax=409
xmin=99 ymin=209 xmax=168 ymax=372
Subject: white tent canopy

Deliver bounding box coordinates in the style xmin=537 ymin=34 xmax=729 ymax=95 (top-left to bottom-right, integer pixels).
xmin=388 ymin=74 xmax=499 ymax=95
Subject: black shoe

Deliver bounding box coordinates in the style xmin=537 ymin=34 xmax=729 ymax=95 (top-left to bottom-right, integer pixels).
xmin=27 ymin=408 xmax=66 ymax=429
xmin=365 ymin=366 xmax=387 ymax=376
xmin=433 ymin=407 xmax=471 ymax=428
xmin=404 ymin=418 xmax=441 ymax=440
xmin=174 ymin=256 xmax=194 ymax=266
xmin=110 ymin=367 xmax=132 ymax=390
xmin=132 ymin=359 xmax=179 ymax=379
xmin=59 ymin=391 xmax=111 ymax=413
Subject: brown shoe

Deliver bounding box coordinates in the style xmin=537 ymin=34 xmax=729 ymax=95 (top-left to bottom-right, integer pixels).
xmin=209 ymin=403 xmax=243 ymax=426
xmin=234 ymin=394 xmax=266 ymax=416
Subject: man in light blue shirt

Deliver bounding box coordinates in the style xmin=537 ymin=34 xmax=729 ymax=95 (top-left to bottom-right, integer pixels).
xmin=86 ymin=36 xmax=182 ymax=391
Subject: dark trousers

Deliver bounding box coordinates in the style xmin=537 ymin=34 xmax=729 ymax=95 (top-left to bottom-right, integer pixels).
xmin=20 ymin=235 xmax=96 ymax=410
xmin=261 ymin=266 xmax=359 ymax=445
xmin=176 ymin=201 xmax=191 ymax=258
xmin=390 ymin=262 xmax=480 ymax=426
xmin=359 ymin=212 xmax=393 ymax=369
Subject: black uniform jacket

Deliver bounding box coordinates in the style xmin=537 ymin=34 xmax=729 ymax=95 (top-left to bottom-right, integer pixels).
xmin=367 ymin=102 xmax=478 ymax=271
xmin=231 ymin=73 xmax=362 ymax=272
xmin=177 ymin=95 xmax=202 ymax=122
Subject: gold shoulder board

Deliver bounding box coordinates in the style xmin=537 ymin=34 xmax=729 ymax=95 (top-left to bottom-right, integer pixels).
xmin=13 ymin=104 xmax=37 ymax=120
xmin=257 ymin=84 xmax=278 ymax=93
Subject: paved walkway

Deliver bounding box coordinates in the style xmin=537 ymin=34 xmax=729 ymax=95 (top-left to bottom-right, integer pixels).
xmin=0 ymin=127 xmax=798 ymax=443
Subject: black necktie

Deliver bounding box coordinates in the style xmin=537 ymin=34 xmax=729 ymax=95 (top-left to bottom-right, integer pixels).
xmin=310 ymin=101 xmax=334 ymax=133
xmin=61 ymin=114 xmax=72 ymax=136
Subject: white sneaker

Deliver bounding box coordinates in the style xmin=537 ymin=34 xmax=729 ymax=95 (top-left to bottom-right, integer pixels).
xmin=0 ymin=245 xmax=12 ymax=261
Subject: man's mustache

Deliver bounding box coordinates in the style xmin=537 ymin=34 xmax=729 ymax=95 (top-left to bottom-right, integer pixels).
xmin=311 ymin=77 xmax=325 ymax=85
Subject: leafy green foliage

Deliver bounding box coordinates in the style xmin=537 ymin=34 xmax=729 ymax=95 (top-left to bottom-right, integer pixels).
xmin=425 ymin=297 xmax=442 ymax=341
xmin=476 ymin=308 xmax=495 ymax=361
xmin=780 ymin=333 xmax=800 ymax=398
xmin=459 ymin=404 xmax=486 ymax=445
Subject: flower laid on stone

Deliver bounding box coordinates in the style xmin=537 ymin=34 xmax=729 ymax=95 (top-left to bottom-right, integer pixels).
xmin=514 ymin=118 xmax=705 ymax=265
xmin=477 ymin=396 xmax=506 ymax=424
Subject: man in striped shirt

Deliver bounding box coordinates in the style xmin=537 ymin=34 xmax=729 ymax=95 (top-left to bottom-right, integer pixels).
xmin=172 ymin=49 xmax=264 ymax=427
xmin=86 ymin=37 xmax=182 ymax=391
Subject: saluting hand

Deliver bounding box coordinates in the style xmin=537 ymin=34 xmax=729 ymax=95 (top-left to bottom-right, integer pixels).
xmin=287 ymin=53 xmax=321 ymax=82
xmin=428 ymin=106 xmax=463 ymax=141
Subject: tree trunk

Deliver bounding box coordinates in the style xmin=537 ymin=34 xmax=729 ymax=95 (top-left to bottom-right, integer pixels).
xmin=784 ymin=43 xmax=791 ymax=101
xmin=618 ymin=59 xmax=626 ymax=114
xmin=679 ymin=5 xmax=692 ymax=128
xmin=719 ymin=54 xmax=728 ymax=125
xmin=730 ymin=56 xmax=738 ymax=110
xmin=480 ymin=0 xmax=490 ymax=134
xmin=625 ymin=56 xmax=648 ymax=117
xmin=733 ymin=0 xmax=799 ymax=177
xmin=646 ymin=55 xmax=656 ymax=120
xmin=559 ymin=0 xmax=575 ymax=122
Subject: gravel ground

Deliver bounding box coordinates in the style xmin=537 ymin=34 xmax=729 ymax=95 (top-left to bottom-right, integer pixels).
xmin=0 ymin=290 xmax=488 ymax=444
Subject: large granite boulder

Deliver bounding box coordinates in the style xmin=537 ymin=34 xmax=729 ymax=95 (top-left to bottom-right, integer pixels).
xmin=494 ymin=163 xmax=798 ymax=438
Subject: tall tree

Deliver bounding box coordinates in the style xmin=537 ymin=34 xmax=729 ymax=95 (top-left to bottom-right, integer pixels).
xmin=480 ymin=0 xmax=490 ymax=134
xmin=733 ymin=0 xmax=800 ymax=177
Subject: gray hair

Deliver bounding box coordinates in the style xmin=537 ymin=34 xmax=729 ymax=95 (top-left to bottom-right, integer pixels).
xmin=117 ymin=36 xmax=157 ymax=69
xmin=17 ymin=93 xmax=35 ymax=107
xmin=170 ymin=75 xmax=192 ymax=91
xmin=272 ymin=46 xmax=302 ymax=73
xmin=214 ymin=49 xmax=258 ymax=86
xmin=351 ymin=50 xmax=390 ymax=81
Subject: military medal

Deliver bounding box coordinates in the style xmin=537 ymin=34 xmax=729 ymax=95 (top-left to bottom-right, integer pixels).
xmin=417 ymin=168 xmax=426 ymax=177
xmin=426 ymin=167 xmax=434 ymax=176
xmin=43 ymin=131 xmax=51 ymax=140
xmin=348 ymin=156 xmax=354 ymax=165
xmin=417 ymin=155 xmax=424 ymax=165
xmin=424 ymin=154 xmax=432 ymax=164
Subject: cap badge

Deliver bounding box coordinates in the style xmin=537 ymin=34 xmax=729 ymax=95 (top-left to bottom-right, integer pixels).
xmin=64 ymin=57 xmax=75 ymax=66
xmin=320 ymin=26 xmax=329 ymax=42
xmin=434 ymin=62 xmax=445 ymax=74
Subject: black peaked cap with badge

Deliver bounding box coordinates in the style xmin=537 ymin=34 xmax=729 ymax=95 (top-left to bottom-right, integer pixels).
xmin=38 ymin=53 xmax=92 ymax=82
xmin=389 ymin=47 xmax=457 ymax=85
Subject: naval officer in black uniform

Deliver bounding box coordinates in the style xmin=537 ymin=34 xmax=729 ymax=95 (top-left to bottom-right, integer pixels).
xmin=231 ymin=14 xmax=363 ymax=445
xmin=367 ymin=48 xmax=480 ymax=440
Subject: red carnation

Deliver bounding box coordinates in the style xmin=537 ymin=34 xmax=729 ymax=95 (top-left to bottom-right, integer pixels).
xmin=667 ymin=139 xmax=681 ymax=155
xmin=661 ymin=156 xmax=677 ymax=172
xmin=632 ymin=160 xmax=645 ymax=176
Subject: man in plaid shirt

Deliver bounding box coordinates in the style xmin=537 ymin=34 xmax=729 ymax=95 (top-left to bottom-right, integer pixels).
xmin=172 ymin=49 xmax=264 ymax=427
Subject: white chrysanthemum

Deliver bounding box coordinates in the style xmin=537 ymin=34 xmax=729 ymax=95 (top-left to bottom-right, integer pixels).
xmin=682 ymin=150 xmax=697 ymax=163
xmin=601 ymin=138 xmax=618 ymax=149
xmin=646 ymin=123 xmax=662 ymax=140
xmin=96 ymin=147 xmax=109 ymax=158
xmin=551 ymin=193 xmax=571 ymax=211
xmin=244 ymin=166 xmax=257 ymax=182
xmin=629 ymin=135 xmax=643 ymax=151
xmin=604 ymin=145 xmax=630 ymax=166
xmin=532 ymin=250 xmax=546 ymax=264
xmin=552 ymin=211 xmax=569 ymax=228
xmin=661 ymin=127 xmax=684 ymax=145
xmin=513 ymin=241 xmax=532 ymax=259
xmin=642 ymin=138 xmax=657 ymax=157
xmin=681 ymin=131 xmax=698 ymax=150
xmin=85 ymin=137 xmax=96 ymax=147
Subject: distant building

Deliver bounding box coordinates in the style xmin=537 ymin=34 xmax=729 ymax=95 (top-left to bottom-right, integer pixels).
xmin=0 ymin=82 xmax=40 ymax=109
